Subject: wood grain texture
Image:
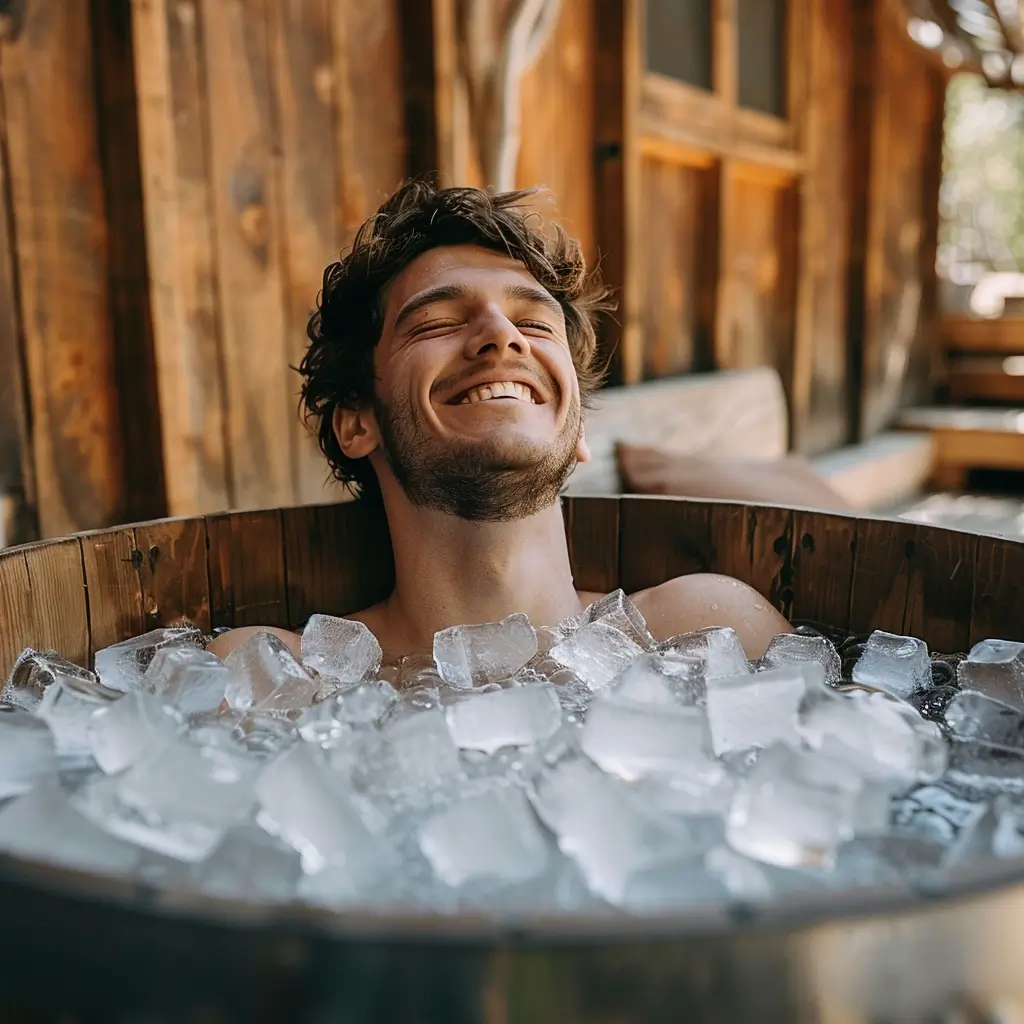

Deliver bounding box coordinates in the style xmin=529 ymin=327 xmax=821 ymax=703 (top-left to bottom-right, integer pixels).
xmin=717 ymin=175 xmax=799 ymax=397
xmin=206 ymin=509 xmax=288 ymax=629
xmin=618 ymin=496 xmax=714 ymax=594
xmin=200 ymin=0 xmax=294 ymax=511
xmin=848 ymin=516 xmax=918 ymax=637
xmin=133 ymin=518 xmax=211 ymax=633
xmin=790 ymin=0 xmax=853 ymax=455
xmin=91 ymin=0 xmax=167 ymax=524
xmin=0 ymin=0 xmax=125 ymax=536
xmin=0 ymin=58 xmax=34 ymax=546
xmin=972 ymin=534 xmax=1024 ymax=645
xmin=0 ymin=540 xmax=88 ymax=674
xmin=789 ymin=509 xmax=857 ymax=633
xmin=638 ymin=157 xmax=716 ymax=378
xmin=269 ymin=0 xmax=342 ymax=508
xmin=515 ymin=0 xmax=596 ymax=262
xmin=709 ymin=503 xmax=794 ymax=616
xmin=903 ymin=522 xmax=977 ymax=654
xmin=858 ymin=0 xmax=944 ymax=438
xmin=563 ymin=496 xmax=620 ymax=594
xmin=331 ymin=0 xmax=405 ymax=242
xmin=131 ymin=0 xmax=232 ymax=517
xmin=281 ymin=500 xmax=394 ymax=629
xmin=79 ymin=527 xmax=145 ymax=656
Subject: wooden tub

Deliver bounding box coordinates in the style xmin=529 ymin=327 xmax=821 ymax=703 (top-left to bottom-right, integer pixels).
xmin=0 ymin=495 xmax=1021 ymax=1024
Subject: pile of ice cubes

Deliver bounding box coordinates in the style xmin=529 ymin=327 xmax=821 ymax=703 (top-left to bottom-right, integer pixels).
xmin=2 ymin=592 xmax=1024 ymax=916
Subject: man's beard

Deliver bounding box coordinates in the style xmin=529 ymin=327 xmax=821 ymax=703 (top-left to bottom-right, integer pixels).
xmin=372 ymin=392 xmax=580 ymax=522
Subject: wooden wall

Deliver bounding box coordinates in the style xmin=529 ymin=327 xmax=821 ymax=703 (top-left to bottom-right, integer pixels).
xmin=0 ymin=0 xmax=166 ymax=542
xmin=132 ymin=0 xmax=408 ymax=518
xmin=0 ymin=0 xmax=949 ymax=541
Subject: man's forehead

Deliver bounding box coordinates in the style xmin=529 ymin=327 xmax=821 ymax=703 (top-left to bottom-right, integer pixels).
xmin=384 ymin=245 xmax=539 ymax=313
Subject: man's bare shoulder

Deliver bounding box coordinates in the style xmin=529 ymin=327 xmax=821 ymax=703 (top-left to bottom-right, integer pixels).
xmin=629 ymin=573 xmax=792 ymax=660
xmin=206 ymin=625 xmax=301 ymax=661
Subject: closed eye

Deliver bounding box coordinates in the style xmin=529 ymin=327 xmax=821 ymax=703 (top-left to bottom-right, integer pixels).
xmin=409 ymin=319 xmax=463 ymax=338
xmin=517 ymin=320 xmax=555 ymax=334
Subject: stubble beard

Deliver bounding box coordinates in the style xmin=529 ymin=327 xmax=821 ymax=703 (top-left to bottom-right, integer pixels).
xmin=372 ymin=391 xmax=581 ymax=522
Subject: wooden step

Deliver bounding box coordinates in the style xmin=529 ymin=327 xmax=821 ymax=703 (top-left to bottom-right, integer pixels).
xmin=897 ymin=405 xmax=1024 ymax=489
xmin=810 ymin=432 xmax=935 ymax=510
xmin=948 ymin=356 xmax=1024 ymax=403
xmin=941 ymin=315 xmax=1024 ymax=355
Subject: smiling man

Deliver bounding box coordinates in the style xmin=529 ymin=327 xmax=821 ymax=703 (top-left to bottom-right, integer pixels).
xmin=209 ymin=182 xmax=791 ymax=664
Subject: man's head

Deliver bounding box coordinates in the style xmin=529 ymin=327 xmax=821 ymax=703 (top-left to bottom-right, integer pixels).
xmin=299 ymin=182 xmax=612 ymax=521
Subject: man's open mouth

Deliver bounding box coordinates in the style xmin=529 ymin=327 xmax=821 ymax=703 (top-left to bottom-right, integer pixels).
xmin=450 ymin=381 xmax=538 ymax=405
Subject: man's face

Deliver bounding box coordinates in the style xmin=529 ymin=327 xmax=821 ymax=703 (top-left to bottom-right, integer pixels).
xmin=344 ymin=245 xmax=588 ymax=520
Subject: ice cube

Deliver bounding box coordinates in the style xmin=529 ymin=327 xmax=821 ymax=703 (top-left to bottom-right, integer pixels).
xmin=419 ymin=785 xmax=550 ymax=887
xmin=705 ymin=664 xmax=822 ymax=757
xmin=759 ymin=633 xmax=841 ymax=688
xmin=603 ymin=652 xmax=705 ymax=707
xmin=144 ymin=646 xmax=233 ymax=715
xmin=433 ymin=613 xmax=539 ymax=688
xmin=0 ymin=708 xmax=57 ymax=797
xmin=223 ymin=631 xmax=315 ymax=712
xmin=256 ymin=744 xmax=396 ymax=881
xmin=359 ymin=709 xmax=465 ymax=805
xmin=851 ymin=630 xmax=931 ymax=700
xmin=72 ymin=738 xmax=257 ymax=861
xmin=445 ymin=684 xmax=562 ymax=754
xmin=231 ymin=711 xmax=299 ymax=760
xmin=636 ymin=771 xmax=735 ymax=819
xmin=300 ymin=614 xmax=382 ymax=685
xmin=336 ymin=680 xmax=398 ymax=726
xmin=659 ymin=627 xmax=751 ymax=682
xmin=189 ymin=823 xmax=302 ymax=903
xmin=580 ymin=698 xmax=722 ymax=787
xmin=36 ymin=674 xmax=121 ymax=759
xmin=798 ymin=686 xmax=946 ymax=787
xmin=704 ymin=845 xmax=775 ymax=903
xmin=991 ymin=795 xmax=1024 ymax=858
xmin=549 ymin=621 xmax=644 ymax=691
xmin=958 ymin=640 xmax=1024 ymax=712
xmin=2 ymin=648 xmax=96 ymax=712
xmin=583 ymin=589 xmax=655 ymax=649
xmin=94 ymin=625 xmax=204 ymax=693
xmin=0 ymin=782 xmax=141 ymax=875
xmin=726 ymin=743 xmax=862 ymax=869
xmin=889 ymin=785 xmax=991 ymax=866
xmin=378 ymin=653 xmax=443 ymax=690
xmin=946 ymin=737 xmax=1024 ymax=792
xmin=87 ymin=690 xmax=182 ymax=774
xmin=621 ymin=857 xmax=730 ymax=913
xmin=946 ymin=689 xmax=1024 ymax=752
xmin=529 ymin=759 xmax=694 ymax=905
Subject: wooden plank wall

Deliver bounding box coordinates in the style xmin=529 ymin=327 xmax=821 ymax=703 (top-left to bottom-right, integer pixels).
xmin=0 ymin=0 xmax=167 ymax=540
xmin=2 ymin=495 xmax=1019 ymax=678
xmin=131 ymin=0 xmax=408 ymax=519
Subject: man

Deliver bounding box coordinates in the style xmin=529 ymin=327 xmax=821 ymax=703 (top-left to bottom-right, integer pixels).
xmin=210 ymin=182 xmax=791 ymax=665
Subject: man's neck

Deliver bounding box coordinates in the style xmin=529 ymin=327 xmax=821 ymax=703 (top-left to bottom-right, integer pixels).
xmin=378 ymin=491 xmax=585 ymax=655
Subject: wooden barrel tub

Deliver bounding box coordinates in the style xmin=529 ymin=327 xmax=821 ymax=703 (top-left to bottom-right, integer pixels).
xmin=0 ymin=495 xmax=1022 ymax=1024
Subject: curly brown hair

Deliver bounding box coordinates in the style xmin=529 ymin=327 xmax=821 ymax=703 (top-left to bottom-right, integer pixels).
xmin=298 ymin=181 xmax=614 ymax=497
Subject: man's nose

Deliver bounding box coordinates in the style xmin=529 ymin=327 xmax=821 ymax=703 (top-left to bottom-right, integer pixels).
xmin=463 ymin=307 xmax=531 ymax=359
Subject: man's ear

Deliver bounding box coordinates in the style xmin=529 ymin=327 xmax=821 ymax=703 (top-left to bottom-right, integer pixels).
xmin=576 ymin=423 xmax=591 ymax=464
xmin=333 ymin=405 xmax=380 ymax=460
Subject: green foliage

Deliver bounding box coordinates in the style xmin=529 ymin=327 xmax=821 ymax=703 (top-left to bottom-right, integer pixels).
xmin=938 ymin=73 xmax=1024 ymax=282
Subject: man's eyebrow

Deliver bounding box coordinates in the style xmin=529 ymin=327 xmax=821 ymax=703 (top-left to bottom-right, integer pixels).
xmin=393 ymin=283 xmax=469 ymax=332
xmin=504 ymin=283 xmax=563 ymax=319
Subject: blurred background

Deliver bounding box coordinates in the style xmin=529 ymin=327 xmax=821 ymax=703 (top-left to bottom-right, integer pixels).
xmin=0 ymin=0 xmax=1021 ymax=546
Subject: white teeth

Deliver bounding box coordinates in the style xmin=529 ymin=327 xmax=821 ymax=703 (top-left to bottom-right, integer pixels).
xmin=457 ymin=381 xmax=537 ymax=405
